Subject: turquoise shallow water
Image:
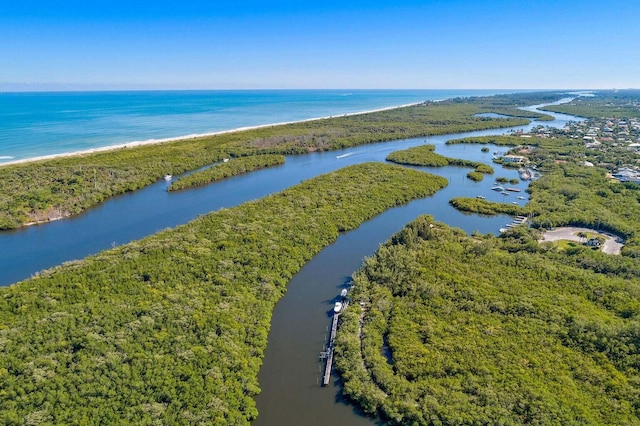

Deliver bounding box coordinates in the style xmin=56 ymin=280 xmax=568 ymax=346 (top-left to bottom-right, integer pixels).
xmin=0 ymin=89 xmax=524 ymax=163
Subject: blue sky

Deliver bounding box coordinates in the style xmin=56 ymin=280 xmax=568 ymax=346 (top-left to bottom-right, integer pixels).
xmin=1 ymin=0 xmax=638 ymax=90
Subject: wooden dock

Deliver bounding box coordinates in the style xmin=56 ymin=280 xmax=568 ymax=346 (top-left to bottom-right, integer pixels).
xmin=500 ymin=215 xmax=529 ymax=233
xmin=322 ymin=312 xmax=341 ymax=386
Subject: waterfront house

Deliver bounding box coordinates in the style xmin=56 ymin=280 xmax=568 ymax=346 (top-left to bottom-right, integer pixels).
xmin=502 ymin=155 xmax=526 ymax=163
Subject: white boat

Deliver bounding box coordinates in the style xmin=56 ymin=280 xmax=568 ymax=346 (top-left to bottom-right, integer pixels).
xmin=163 ymin=174 xmax=172 ymax=181
xmin=491 ymin=186 xmax=504 ymax=191
xmin=340 ymin=289 xmax=348 ymax=298
xmin=223 ymin=158 xmax=230 ymax=163
xmin=334 ymin=302 xmax=343 ymax=313
xmin=476 ymin=195 xmax=485 ymax=199
xmin=517 ymin=196 xmax=526 ymax=200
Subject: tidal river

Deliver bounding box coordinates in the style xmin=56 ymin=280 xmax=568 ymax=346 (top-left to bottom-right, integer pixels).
xmin=0 ymin=102 xmax=580 ymax=423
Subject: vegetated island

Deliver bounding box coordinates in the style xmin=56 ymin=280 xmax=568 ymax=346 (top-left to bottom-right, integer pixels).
xmin=449 ymin=196 xmax=524 ymax=216
xmin=386 ymin=144 xmax=494 ymax=175
xmin=0 ymin=91 xmax=563 ymax=230
xmin=168 ymin=154 xmax=285 ymax=191
xmin=335 ymin=215 xmax=640 ymax=425
xmin=0 ymin=163 xmax=447 ymax=425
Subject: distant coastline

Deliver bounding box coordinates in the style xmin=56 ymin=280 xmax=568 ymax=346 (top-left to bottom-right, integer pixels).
xmin=0 ymin=102 xmax=421 ymax=167
xmin=0 ymin=89 xmax=529 ymax=166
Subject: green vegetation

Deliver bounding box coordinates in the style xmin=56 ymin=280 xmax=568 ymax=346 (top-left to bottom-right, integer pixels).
xmin=449 ymin=133 xmax=640 ymax=173
xmin=527 ymin=164 xmax=640 ymax=257
xmin=447 ymin=135 xmax=529 ymax=146
xmin=445 ymin=91 xmax=558 ymax=121
xmin=541 ymin=90 xmax=640 ymax=119
xmin=481 ymin=147 xmax=490 ymax=152
xmin=449 ymin=197 xmax=524 ymax=216
xmin=168 ymin=154 xmax=285 ymax=191
xmin=386 ymin=144 xmax=448 ymax=167
xmin=386 ymin=144 xmax=494 ymax=175
xmin=335 ymin=215 xmax=640 ymax=425
xmin=466 ymin=171 xmax=483 ymax=181
xmin=0 ymin=164 xmax=447 ymax=425
xmin=0 ymin=93 xmax=548 ymax=230
xmin=336 ymin=94 xmax=640 ymax=424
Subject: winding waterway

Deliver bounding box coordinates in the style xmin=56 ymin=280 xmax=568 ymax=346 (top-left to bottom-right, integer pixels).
xmin=0 ymin=101 xmax=582 ymax=423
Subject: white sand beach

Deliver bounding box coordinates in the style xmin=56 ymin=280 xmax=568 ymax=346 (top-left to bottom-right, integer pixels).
xmin=0 ymin=102 xmax=422 ymax=167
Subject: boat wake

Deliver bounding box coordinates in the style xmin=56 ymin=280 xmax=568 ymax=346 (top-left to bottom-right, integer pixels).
xmin=336 ymin=152 xmax=355 ymax=159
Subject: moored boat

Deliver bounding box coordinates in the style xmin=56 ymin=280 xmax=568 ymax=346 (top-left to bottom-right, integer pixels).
xmin=518 ymin=168 xmax=533 ymax=180
xmin=163 ymin=174 xmax=172 ymax=181
xmin=334 ymin=302 xmax=343 ymax=313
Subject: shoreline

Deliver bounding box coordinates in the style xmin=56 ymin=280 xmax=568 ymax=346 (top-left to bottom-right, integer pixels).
xmin=0 ymin=102 xmax=422 ymax=167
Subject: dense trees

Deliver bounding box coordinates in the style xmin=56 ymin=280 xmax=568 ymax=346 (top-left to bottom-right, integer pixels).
xmin=0 ymin=164 xmax=447 ymax=425
xmin=335 ymin=215 xmax=640 ymax=425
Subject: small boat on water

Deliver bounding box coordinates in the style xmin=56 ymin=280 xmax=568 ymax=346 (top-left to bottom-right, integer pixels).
xmin=517 ymin=196 xmax=526 ymax=200
xmin=476 ymin=195 xmax=485 ymax=199
xmin=334 ymin=302 xmax=343 ymax=313
xmin=501 ymin=191 xmax=509 ymax=196
xmin=492 ymin=186 xmax=504 ymax=191
xmin=506 ymin=187 xmax=521 ymax=192
xmin=340 ymin=289 xmax=348 ymax=298
xmin=163 ymin=174 xmax=172 ymax=181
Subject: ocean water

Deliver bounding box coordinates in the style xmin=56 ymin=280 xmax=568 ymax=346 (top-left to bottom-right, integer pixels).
xmin=0 ymin=89 xmax=523 ymax=163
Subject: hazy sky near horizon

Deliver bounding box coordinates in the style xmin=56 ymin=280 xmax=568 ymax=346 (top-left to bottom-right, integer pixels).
xmin=1 ymin=0 xmax=639 ymax=90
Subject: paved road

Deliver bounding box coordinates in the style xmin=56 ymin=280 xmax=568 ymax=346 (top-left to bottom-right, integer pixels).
xmin=539 ymin=227 xmax=623 ymax=254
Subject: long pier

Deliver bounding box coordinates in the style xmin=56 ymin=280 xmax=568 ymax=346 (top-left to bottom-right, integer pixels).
xmin=322 ymin=312 xmax=341 ymax=386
